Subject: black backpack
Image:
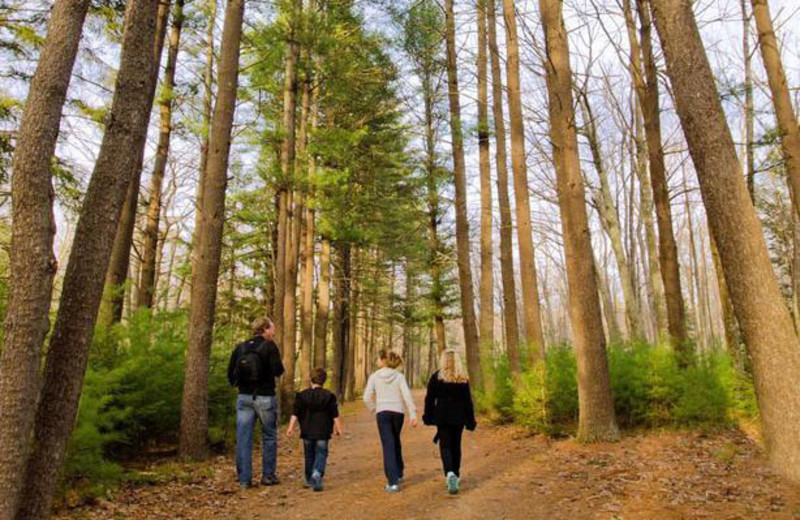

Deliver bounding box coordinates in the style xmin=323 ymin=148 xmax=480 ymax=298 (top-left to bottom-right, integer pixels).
xmin=235 ymin=340 xmax=264 ymax=390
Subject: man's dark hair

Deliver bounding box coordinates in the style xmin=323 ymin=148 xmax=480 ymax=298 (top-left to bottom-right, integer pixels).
xmin=311 ymin=367 xmax=327 ymax=385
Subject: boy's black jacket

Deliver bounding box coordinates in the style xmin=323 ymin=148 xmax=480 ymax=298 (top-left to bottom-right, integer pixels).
xmin=422 ymin=370 xmax=477 ymax=430
xmin=227 ymin=336 xmax=285 ymax=396
xmin=293 ymin=387 xmax=339 ymax=440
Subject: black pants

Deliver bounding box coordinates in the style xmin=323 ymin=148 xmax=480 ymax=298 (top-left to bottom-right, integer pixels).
xmin=376 ymin=411 xmax=404 ymax=485
xmin=437 ymin=424 xmax=464 ymax=477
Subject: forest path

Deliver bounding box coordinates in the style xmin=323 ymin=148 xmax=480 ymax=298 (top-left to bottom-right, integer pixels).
xmin=56 ymin=391 xmax=799 ymax=520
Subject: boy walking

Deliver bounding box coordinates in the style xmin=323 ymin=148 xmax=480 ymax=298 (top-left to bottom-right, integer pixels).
xmin=286 ymin=368 xmax=342 ymax=492
xmin=227 ymin=317 xmax=285 ymax=489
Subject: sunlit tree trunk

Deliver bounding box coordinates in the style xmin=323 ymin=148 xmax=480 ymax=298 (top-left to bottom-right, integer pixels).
xmin=99 ymin=0 xmax=171 ymax=326
xmin=15 ymin=1 xmax=164 ymax=517
xmin=750 ymin=0 xmax=800 ymax=218
xmin=178 ymin=0 xmax=244 ymax=460
xmin=0 ymin=0 xmax=90 ymax=516
xmin=650 ymin=0 xmax=800 ymax=483
xmin=314 ymin=238 xmax=332 ymax=369
xmin=139 ymin=0 xmax=185 ymax=309
xmin=579 ymin=92 xmax=644 ymax=340
xmin=487 ymin=0 xmax=521 ymax=367
xmin=299 ymin=77 xmax=317 ymax=383
xmin=741 ymin=0 xmax=756 ymax=202
xmin=539 ymin=0 xmax=619 ymax=442
xmin=477 ymin=0 xmax=494 ymax=379
xmin=444 ymin=0 xmax=482 ymax=387
xmin=501 ymin=0 xmax=545 ymax=361
xmin=633 ymin=0 xmax=688 ymax=351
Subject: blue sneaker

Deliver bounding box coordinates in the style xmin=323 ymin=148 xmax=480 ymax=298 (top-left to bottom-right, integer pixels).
xmin=446 ymin=472 xmax=459 ymax=495
xmin=311 ymin=471 xmax=323 ymax=492
xmin=384 ymin=484 xmax=400 ymax=492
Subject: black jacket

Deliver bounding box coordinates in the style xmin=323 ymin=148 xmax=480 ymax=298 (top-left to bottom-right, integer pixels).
xmin=422 ymin=371 xmax=476 ymax=430
xmin=292 ymin=387 xmax=339 ymax=440
xmin=227 ymin=336 xmax=285 ymax=396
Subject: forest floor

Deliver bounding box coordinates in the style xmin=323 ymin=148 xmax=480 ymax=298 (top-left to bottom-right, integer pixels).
xmin=54 ymin=391 xmax=800 ymax=520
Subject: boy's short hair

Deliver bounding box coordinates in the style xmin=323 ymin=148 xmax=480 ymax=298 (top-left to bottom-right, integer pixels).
xmin=311 ymin=368 xmax=327 ymax=385
xmin=251 ymin=317 xmax=273 ymax=335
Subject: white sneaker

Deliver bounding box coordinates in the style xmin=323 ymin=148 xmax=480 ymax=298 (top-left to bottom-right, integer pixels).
xmin=446 ymin=472 xmax=459 ymax=495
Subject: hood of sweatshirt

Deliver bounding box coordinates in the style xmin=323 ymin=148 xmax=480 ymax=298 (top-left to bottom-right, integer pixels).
xmin=374 ymin=367 xmax=401 ymax=385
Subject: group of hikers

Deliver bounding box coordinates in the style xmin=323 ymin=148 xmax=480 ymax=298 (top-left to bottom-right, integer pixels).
xmin=227 ymin=317 xmax=477 ymax=495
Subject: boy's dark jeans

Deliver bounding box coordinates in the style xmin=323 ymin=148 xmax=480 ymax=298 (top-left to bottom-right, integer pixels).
xmin=376 ymin=411 xmax=405 ymax=485
xmin=303 ymin=439 xmax=329 ymax=481
xmin=437 ymin=424 xmax=464 ymax=477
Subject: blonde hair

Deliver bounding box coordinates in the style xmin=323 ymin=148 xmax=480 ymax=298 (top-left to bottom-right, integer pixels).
xmin=251 ymin=317 xmax=273 ymax=335
xmin=438 ymin=349 xmax=468 ymax=383
xmin=378 ymin=349 xmax=402 ymax=369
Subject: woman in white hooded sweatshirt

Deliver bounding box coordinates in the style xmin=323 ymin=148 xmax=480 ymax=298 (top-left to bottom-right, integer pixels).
xmin=363 ymin=349 xmax=417 ymax=492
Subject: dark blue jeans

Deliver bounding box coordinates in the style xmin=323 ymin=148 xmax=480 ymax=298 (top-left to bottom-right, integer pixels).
xmin=236 ymin=395 xmax=278 ymax=484
xmin=376 ymin=411 xmax=404 ymax=485
xmin=303 ymin=439 xmax=329 ymax=481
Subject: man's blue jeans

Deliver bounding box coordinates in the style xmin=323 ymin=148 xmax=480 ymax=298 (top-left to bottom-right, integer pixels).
xmin=302 ymin=439 xmax=329 ymax=482
xmin=236 ymin=394 xmax=278 ymax=484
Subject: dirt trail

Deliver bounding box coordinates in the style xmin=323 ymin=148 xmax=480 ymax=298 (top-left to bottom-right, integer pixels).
xmin=56 ymin=391 xmax=799 ymax=520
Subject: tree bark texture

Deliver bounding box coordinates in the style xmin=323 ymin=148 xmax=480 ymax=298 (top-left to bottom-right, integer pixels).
xmin=15 ymin=1 xmax=163 ymax=517
xmin=501 ymin=0 xmax=545 ymax=360
xmin=178 ymin=0 xmax=244 ymax=460
xmin=477 ymin=0 xmax=494 ymax=380
xmin=650 ymin=0 xmax=800 ymax=483
xmin=98 ymin=0 xmax=171 ymax=326
xmin=139 ymin=0 xmax=185 ymax=309
xmin=487 ymin=0 xmax=521 ymax=367
xmin=444 ymin=0 xmax=482 ymax=388
xmin=750 ymin=0 xmax=800 ymax=219
xmin=0 ymin=0 xmax=90 ymax=517
xmin=634 ymin=0 xmax=688 ymax=350
xmin=539 ymin=0 xmax=619 ymax=442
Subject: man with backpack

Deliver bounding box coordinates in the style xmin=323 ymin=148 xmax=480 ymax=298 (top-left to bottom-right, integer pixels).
xmin=227 ymin=317 xmax=285 ymax=489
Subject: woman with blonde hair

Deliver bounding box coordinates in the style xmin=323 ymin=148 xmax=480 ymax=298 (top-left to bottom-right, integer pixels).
xmin=422 ymin=349 xmax=476 ymax=495
xmin=363 ymin=349 xmax=417 ymax=492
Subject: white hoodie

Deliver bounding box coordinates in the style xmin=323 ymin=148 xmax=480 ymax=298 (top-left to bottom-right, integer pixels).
xmin=363 ymin=367 xmax=417 ymax=420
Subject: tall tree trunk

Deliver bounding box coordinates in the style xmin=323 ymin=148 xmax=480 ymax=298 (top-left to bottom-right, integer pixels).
xmin=682 ymin=175 xmax=708 ymax=348
xmin=444 ymin=0 xmax=482 ymax=388
xmin=0 ymin=0 xmax=90 ymax=516
xmin=421 ymin=61 xmax=447 ymax=356
xmin=595 ymin=254 xmax=624 ymax=344
xmin=331 ymin=242 xmax=350 ymax=402
xmin=299 ymin=78 xmax=317 ymax=383
xmin=275 ymin=14 xmax=299 ymax=348
xmin=178 ymin=0 xmax=244 ymax=460
xmin=15 ymin=1 xmax=163 ymax=517
xmin=633 ymin=0 xmax=688 ymax=351
xmin=98 ymin=0 xmax=171 ymax=326
xmin=579 ymin=93 xmax=644 ymax=340
xmin=190 ymin=0 xmax=216 ymax=271
xmin=650 ymin=0 xmax=800 ymax=483
xmin=708 ymin=232 xmax=744 ymax=365
xmin=487 ymin=0 xmax=521 ymax=366
xmin=750 ymin=0 xmax=800 ymax=218
xmin=741 ymin=0 xmax=756 ymax=202
xmin=314 ymin=238 xmax=332 ymax=368
xmin=345 ymin=248 xmax=359 ymax=400
xmin=631 ymin=103 xmax=668 ymax=341
xmin=139 ymin=0 xmax=185 ymax=309
xmin=539 ymin=0 xmax=619 ymax=442
xmin=477 ymin=0 xmax=494 ymax=387
xmin=501 ymin=0 xmax=545 ymax=361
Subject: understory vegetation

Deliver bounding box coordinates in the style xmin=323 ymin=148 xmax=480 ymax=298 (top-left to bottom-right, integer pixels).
xmin=480 ymin=344 xmax=758 ymax=436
